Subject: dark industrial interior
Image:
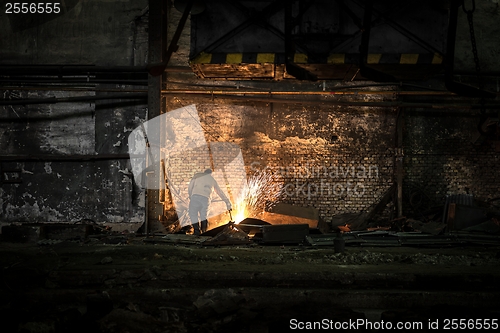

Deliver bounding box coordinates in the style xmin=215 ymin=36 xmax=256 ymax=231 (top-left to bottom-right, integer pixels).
xmin=1 ymin=0 xmax=500 ymax=332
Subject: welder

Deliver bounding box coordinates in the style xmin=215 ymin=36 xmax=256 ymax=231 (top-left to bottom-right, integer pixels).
xmin=188 ymin=168 xmax=232 ymax=235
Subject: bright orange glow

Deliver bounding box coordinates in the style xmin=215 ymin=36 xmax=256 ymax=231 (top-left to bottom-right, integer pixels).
xmin=233 ymin=210 xmax=246 ymax=224
xmin=231 ymin=171 xmax=283 ymax=224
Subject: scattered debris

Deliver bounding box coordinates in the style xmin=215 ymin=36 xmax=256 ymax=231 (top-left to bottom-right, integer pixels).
xmin=419 ymin=221 xmax=447 ymax=235
xmin=144 ymin=234 xmax=210 ymax=245
xmin=331 ymin=212 xmax=369 ymax=232
xmin=100 ymin=257 xmax=113 ymax=265
xmin=2 ymin=190 xmax=500 ymax=251
xmin=260 ymin=203 xmax=320 ymax=228
xmin=37 ymin=239 xmax=64 ymax=246
xmin=202 ymin=222 xmax=251 ymax=246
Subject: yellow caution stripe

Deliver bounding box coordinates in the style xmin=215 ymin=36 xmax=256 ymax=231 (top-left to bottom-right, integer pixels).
xmin=190 ymin=52 xmax=444 ymax=65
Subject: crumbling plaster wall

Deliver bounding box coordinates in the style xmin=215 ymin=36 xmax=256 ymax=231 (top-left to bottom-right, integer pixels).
xmin=0 ymin=0 xmax=148 ymax=224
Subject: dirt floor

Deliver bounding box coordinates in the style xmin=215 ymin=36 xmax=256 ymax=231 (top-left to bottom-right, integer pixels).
xmin=1 ymin=234 xmax=500 ymax=333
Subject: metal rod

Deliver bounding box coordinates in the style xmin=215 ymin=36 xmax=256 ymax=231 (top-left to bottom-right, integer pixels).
xmin=162 ymin=92 xmax=500 ymax=109
xmin=164 ymin=0 xmax=195 ymax=67
xmin=0 ymin=86 xmax=148 ymax=93
xmin=357 ymin=0 xmax=398 ymax=82
xmin=444 ymin=0 xmax=495 ymax=98
xmin=162 ymin=89 xmax=455 ymax=96
xmin=354 ymin=0 xmax=444 ymax=56
xmin=0 ymin=79 xmax=148 ymax=85
xmin=0 ymin=93 xmax=147 ymax=106
xmin=359 ymin=0 xmax=373 ymax=66
xmin=198 ymin=0 xmax=284 ymax=55
xmin=0 ymin=154 xmax=131 ymax=162
xmin=396 ymin=108 xmax=404 ymax=218
xmin=335 ymin=0 xmax=363 ymax=29
xmin=0 ymin=65 xmax=192 ymax=74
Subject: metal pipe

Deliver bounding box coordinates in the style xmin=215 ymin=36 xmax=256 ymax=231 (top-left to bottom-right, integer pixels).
xmin=164 ymin=0 xmax=194 ymax=67
xmin=0 ymin=78 xmax=148 ymax=85
xmin=163 ymin=92 xmax=500 ymax=109
xmin=0 ymin=86 xmax=148 ymax=93
xmin=3 ymin=80 xmax=496 ymax=94
xmin=396 ymin=109 xmax=404 ymax=218
xmin=0 ymin=93 xmax=147 ymax=106
xmin=0 ymin=65 xmax=192 ymax=74
xmin=0 ymin=154 xmax=131 ymax=162
xmin=162 ymin=89 xmax=455 ymax=96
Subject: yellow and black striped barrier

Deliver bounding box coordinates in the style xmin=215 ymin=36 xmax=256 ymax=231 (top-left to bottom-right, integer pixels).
xmin=190 ymin=52 xmax=443 ymax=65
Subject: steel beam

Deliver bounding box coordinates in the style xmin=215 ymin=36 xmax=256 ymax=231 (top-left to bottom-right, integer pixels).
xmin=352 ymin=0 xmax=443 ymax=56
xmin=444 ymin=0 xmax=495 ymax=98
xmin=147 ymin=0 xmax=168 ymax=236
xmin=198 ymin=0 xmax=285 ymax=55
xmin=396 ymin=108 xmax=404 ymax=218
xmin=359 ymin=0 xmax=396 ymax=82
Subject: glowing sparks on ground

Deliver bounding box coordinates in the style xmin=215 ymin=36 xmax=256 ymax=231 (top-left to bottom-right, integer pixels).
xmin=231 ymin=171 xmax=283 ymax=224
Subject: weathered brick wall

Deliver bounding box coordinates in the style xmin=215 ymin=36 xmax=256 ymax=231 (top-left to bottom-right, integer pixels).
xmin=165 ymin=100 xmax=396 ymax=222
xmin=164 ymin=101 xmax=500 ymax=224
xmin=167 ymin=146 xmax=212 ymax=191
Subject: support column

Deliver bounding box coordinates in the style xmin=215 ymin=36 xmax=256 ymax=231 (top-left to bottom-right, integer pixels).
xmin=146 ymin=0 xmax=168 ymax=235
xmin=396 ymin=108 xmax=404 ymax=218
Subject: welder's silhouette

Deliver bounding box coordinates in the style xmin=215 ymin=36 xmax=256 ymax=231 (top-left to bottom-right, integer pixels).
xmin=188 ymin=169 xmax=232 ymax=235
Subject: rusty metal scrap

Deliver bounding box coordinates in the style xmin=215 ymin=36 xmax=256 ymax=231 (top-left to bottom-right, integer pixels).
xmin=202 ymin=222 xmax=252 ymax=246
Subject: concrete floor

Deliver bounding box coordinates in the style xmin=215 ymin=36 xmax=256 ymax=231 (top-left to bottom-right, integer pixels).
xmin=1 ymin=237 xmax=500 ymax=332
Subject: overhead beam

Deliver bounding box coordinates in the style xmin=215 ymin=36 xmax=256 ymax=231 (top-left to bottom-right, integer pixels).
xmin=284 ymin=0 xmax=317 ymax=80
xmin=352 ymin=0 xmax=443 ymax=56
xmin=359 ymin=0 xmax=396 ymax=82
xmin=335 ymin=0 xmax=363 ymax=29
xmin=444 ymin=0 xmax=496 ymax=98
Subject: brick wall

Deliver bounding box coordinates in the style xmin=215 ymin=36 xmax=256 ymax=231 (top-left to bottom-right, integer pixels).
xmin=160 ymin=100 xmax=500 ymax=225
xmin=165 ymin=100 xmax=397 ymax=222
xmin=403 ymin=111 xmax=499 ymax=215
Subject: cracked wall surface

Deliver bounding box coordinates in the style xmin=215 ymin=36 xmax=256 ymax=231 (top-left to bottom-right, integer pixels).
xmin=0 ymin=0 xmax=148 ymax=224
